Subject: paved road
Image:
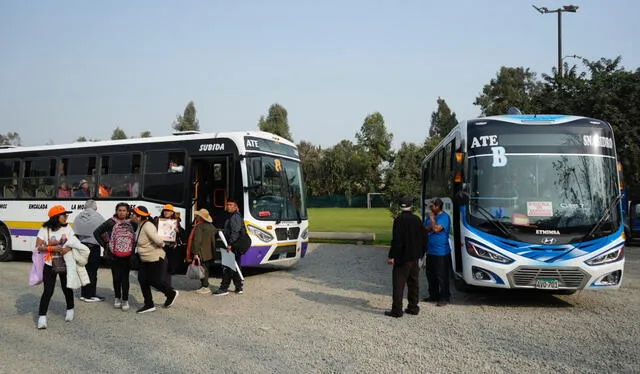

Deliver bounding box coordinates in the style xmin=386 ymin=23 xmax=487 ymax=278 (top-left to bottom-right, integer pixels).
xmin=0 ymin=245 xmax=638 ymax=373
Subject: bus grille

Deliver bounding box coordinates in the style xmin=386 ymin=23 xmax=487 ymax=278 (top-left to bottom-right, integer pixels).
xmin=268 ymin=245 xmax=297 ymax=261
xmin=275 ymin=227 xmax=300 ymax=241
xmin=508 ymin=267 xmax=588 ymax=289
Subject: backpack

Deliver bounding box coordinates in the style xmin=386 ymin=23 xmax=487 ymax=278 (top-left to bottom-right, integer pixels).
xmin=109 ymin=218 xmax=136 ymax=258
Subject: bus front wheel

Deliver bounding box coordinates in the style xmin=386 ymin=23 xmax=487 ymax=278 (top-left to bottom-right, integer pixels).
xmin=0 ymin=225 xmax=13 ymax=262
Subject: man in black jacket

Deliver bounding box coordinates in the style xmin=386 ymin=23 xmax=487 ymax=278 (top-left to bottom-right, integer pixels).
xmin=385 ymin=196 xmax=426 ymax=318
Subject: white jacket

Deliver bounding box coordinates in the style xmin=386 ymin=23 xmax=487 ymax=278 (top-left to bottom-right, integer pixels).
xmin=63 ymin=235 xmax=90 ymax=289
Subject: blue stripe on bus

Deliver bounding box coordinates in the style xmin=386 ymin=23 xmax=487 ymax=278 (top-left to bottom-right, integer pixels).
xmin=460 ymin=206 xmax=622 ymax=263
xmin=9 ymin=228 xmax=39 ymax=237
xmin=502 ymin=114 xmax=570 ymax=121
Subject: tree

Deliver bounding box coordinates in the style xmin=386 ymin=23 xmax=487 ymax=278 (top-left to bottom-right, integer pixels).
xmin=384 ymin=142 xmax=426 ymax=216
xmin=0 ymin=132 xmax=21 ymax=146
xmin=429 ymin=97 xmax=458 ymax=138
xmin=172 ymin=101 xmax=200 ymax=132
xmin=297 ymin=140 xmax=325 ymax=197
xmin=76 ymin=136 xmax=88 ymax=142
xmin=474 ymin=67 xmax=543 ymax=116
xmin=321 ymin=140 xmax=369 ymax=205
xmin=140 ymin=131 xmax=152 ymax=138
xmin=258 ymin=103 xmax=293 ymax=141
xmin=355 ymin=112 xmax=393 ymax=192
xmin=111 ymin=127 xmax=127 ymax=140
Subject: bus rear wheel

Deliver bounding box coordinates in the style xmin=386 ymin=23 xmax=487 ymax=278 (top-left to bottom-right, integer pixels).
xmin=0 ymin=225 xmax=13 ymax=262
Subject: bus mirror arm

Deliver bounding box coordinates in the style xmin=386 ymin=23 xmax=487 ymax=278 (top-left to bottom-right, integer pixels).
xmin=454 ymin=183 xmax=470 ymax=205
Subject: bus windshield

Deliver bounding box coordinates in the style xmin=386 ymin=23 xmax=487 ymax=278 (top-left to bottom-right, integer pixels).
xmin=246 ymin=155 xmax=308 ymax=222
xmin=468 ymin=154 xmax=620 ymax=244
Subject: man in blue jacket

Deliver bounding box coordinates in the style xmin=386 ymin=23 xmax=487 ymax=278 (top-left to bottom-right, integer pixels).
xmin=385 ymin=196 xmax=426 ymax=318
xmin=423 ymin=198 xmax=452 ymax=306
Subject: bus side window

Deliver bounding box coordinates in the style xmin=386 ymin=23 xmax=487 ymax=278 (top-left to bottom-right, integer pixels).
xmin=62 ymin=156 xmax=97 ymax=198
xmin=24 ymin=158 xmax=56 ymax=198
xmin=0 ymin=160 xmax=19 ymax=198
xmin=100 ymin=153 xmax=141 ymax=198
xmin=144 ymin=150 xmax=185 ymax=204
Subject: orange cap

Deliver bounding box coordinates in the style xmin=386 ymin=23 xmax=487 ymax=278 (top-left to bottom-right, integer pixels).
xmin=163 ymin=204 xmax=175 ymax=212
xmin=133 ymin=206 xmax=151 ymax=217
xmin=48 ymin=205 xmax=72 ymax=218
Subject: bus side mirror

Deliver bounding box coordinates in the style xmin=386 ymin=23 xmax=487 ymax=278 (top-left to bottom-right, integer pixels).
xmin=251 ymin=158 xmax=261 ymax=181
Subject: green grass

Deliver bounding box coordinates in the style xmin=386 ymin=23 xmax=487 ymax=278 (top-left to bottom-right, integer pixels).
xmin=307 ymin=208 xmax=394 ymax=245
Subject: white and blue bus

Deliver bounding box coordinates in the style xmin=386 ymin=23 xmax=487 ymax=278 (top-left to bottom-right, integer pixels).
xmin=0 ymin=131 xmax=309 ymax=269
xmin=422 ymin=113 xmax=625 ymax=293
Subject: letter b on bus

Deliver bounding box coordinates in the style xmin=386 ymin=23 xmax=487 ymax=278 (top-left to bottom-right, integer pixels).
xmin=491 ymin=146 xmax=507 ymax=167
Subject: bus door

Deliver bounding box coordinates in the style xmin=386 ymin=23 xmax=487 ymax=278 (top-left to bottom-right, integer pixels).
xmin=190 ymin=156 xmax=231 ymax=229
xmin=631 ymin=201 xmax=640 ymax=242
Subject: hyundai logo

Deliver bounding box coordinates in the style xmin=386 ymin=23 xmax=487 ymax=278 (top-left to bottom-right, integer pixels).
xmin=541 ymin=237 xmax=557 ymax=245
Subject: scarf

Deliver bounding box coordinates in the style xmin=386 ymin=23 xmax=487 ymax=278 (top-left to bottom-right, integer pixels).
xmin=185 ymin=221 xmax=200 ymax=262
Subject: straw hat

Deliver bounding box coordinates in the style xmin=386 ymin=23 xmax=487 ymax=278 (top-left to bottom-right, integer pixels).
xmin=194 ymin=208 xmax=212 ymax=223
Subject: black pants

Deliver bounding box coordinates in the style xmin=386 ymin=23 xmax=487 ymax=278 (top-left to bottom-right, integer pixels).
xmin=39 ymin=264 xmax=74 ymax=316
xmin=138 ymin=258 xmax=175 ymax=307
xmin=391 ymin=260 xmax=420 ymax=314
xmin=111 ymin=256 xmax=131 ymax=301
xmin=426 ymin=253 xmax=451 ymax=301
xmin=80 ymin=243 xmax=101 ymax=298
xmin=220 ymin=251 xmax=242 ymax=290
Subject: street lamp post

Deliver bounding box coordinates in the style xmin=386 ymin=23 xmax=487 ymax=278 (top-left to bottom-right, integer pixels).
xmin=532 ymin=5 xmax=579 ymax=77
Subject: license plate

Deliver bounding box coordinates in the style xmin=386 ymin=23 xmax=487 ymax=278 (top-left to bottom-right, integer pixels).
xmin=535 ymin=279 xmax=559 ymax=289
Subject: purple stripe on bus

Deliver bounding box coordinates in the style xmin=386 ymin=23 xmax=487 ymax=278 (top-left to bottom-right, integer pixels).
xmin=240 ymin=246 xmax=268 ymax=266
xmin=9 ymin=228 xmax=39 ymax=237
xmin=301 ymin=242 xmax=308 ymax=258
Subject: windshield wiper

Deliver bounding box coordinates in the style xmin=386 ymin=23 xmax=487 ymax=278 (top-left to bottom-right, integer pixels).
xmin=470 ymin=200 xmax=515 ymax=239
xmin=582 ymin=194 xmax=621 ymax=241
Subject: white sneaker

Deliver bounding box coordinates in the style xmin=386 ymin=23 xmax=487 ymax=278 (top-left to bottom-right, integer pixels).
xmin=114 ymin=298 xmax=121 ymax=309
xmin=65 ymin=309 xmax=74 ymax=322
xmin=37 ymin=316 xmax=47 ymax=329
xmin=121 ymin=301 xmax=130 ymax=311
xmin=196 ymin=287 xmax=212 ymax=295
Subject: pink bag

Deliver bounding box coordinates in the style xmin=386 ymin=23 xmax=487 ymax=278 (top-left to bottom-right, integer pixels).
xmin=29 ymin=250 xmax=46 ymax=286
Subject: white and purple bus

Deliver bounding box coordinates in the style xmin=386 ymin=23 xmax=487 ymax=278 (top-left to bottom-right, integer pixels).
xmin=0 ymin=131 xmax=309 ymax=269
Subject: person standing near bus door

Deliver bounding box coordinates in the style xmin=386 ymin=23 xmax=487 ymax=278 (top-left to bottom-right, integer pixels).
xmin=186 ymin=209 xmax=217 ymax=295
xmin=213 ymin=199 xmax=247 ymax=296
xmin=34 ymin=205 xmax=76 ymax=329
xmin=73 ymin=199 xmax=106 ymax=302
xmin=94 ymin=203 xmax=136 ymax=311
xmin=423 ymin=198 xmax=452 ymax=306
xmin=153 ymin=204 xmax=185 ymax=288
xmin=385 ymin=196 xmax=425 ymax=318
xmin=131 ymin=206 xmax=179 ymax=314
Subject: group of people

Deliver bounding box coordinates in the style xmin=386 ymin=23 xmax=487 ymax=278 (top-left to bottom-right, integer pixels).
xmin=33 ymin=199 xmax=248 ymax=329
xmin=386 ymin=197 xmax=451 ymax=318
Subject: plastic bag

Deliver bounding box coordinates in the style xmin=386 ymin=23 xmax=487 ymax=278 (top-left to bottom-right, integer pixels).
xmin=187 ymin=258 xmax=205 ymax=280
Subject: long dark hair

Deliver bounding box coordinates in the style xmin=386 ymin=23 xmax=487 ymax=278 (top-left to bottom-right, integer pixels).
xmin=42 ymin=214 xmax=67 ymax=230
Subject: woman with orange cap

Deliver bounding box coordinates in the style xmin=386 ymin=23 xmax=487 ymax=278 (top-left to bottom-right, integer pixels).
xmin=154 ymin=204 xmax=185 ymax=287
xmin=34 ymin=205 xmax=76 ymax=329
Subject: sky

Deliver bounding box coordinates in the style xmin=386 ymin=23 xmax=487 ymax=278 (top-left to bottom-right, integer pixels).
xmin=1 ymin=0 xmax=639 ymax=150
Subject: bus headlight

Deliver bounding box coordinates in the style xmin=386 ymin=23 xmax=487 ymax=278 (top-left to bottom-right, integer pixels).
xmin=465 ymin=239 xmax=514 ymax=264
xmin=247 ymin=225 xmax=274 ymax=243
xmin=585 ymin=245 xmax=624 ymax=266
xmin=300 ymin=228 xmax=308 ymax=240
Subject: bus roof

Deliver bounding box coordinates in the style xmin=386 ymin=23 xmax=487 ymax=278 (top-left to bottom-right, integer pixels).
xmin=0 ymin=130 xmax=295 ymax=155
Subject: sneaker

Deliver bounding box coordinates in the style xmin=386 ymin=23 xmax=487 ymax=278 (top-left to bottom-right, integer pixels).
xmin=196 ymin=287 xmax=212 ymax=295
xmin=164 ymin=290 xmax=179 ymax=308
xmin=384 ymin=310 xmax=403 ymax=318
xmin=136 ymin=305 xmax=156 ymax=314
xmin=234 ymin=288 xmax=244 ymax=294
xmin=121 ymin=301 xmax=130 ymax=311
xmin=91 ymin=296 xmax=105 ymax=302
xmin=80 ymin=296 xmax=98 ymax=303
xmin=404 ymin=308 xmax=419 ymax=315
xmin=65 ymin=309 xmax=74 ymax=322
xmin=37 ymin=316 xmax=47 ymax=329
xmin=213 ymin=288 xmax=229 ymax=296
xmin=114 ymin=298 xmax=122 ymax=309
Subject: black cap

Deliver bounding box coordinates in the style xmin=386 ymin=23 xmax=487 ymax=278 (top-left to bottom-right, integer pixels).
xmin=399 ymin=196 xmax=413 ymax=209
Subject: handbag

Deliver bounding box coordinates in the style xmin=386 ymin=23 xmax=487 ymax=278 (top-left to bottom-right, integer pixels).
xmin=130 ymin=253 xmax=141 ymax=271
xmin=187 ymin=258 xmax=205 ymax=280
xmin=29 ymin=249 xmax=46 ymax=286
xmin=51 ymin=255 xmax=67 ymax=273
